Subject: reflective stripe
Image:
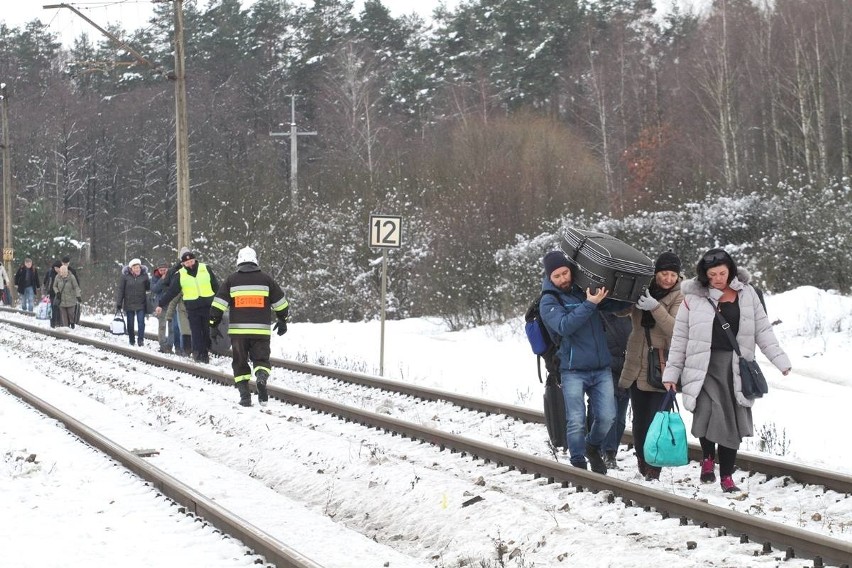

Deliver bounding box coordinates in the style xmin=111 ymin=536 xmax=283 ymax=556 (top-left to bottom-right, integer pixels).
xmin=254 ymin=366 xmax=271 ymax=376
xmin=229 ymin=328 xmax=271 ymax=336
xmin=234 ymin=374 xmax=252 ymax=383
xmin=272 ymin=298 xmax=289 ymax=311
xmin=179 ymin=263 xmax=214 ymax=301
xmin=211 ymin=297 xmax=228 ymax=311
xmin=231 ymin=285 xmax=270 ymax=295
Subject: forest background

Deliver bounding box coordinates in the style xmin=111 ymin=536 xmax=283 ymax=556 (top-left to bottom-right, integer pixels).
xmin=0 ymin=0 xmax=850 ymax=326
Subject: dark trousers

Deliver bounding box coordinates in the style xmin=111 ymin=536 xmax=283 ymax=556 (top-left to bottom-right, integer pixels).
xmin=230 ymin=335 xmax=271 ymax=383
xmin=629 ymin=384 xmax=668 ymax=463
xmin=186 ymin=304 xmax=211 ymax=357
xmin=125 ymin=309 xmax=145 ymax=344
xmin=699 ymin=438 xmax=738 ymax=477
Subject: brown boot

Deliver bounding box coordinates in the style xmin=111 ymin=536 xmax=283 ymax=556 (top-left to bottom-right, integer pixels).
xmin=644 ymin=466 xmax=661 ymax=481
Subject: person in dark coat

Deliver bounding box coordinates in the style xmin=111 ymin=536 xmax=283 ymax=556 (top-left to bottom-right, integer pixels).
xmin=115 ymin=258 xmax=151 ymax=346
xmin=599 ymin=311 xmax=632 ymax=469
xmin=539 ymin=250 xmax=631 ymax=475
xmin=209 ymin=246 xmax=289 ymax=407
xmin=155 ymin=248 xmax=219 ymax=363
xmin=43 ymin=260 xmax=63 ymax=328
xmin=151 ymin=262 xmax=172 ymax=353
xmin=14 ymin=257 xmax=40 ymax=312
xmin=61 ymin=255 xmax=79 ymax=285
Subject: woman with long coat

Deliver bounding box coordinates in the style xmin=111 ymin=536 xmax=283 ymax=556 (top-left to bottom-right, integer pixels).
xmin=52 ymin=264 xmax=81 ymax=328
xmin=618 ymin=251 xmax=684 ymax=480
xmin=662 ymin=249 xmax=791 ymax=492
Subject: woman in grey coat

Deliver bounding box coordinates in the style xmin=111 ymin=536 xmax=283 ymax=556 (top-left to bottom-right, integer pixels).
xmin=662 ymin=249 xmax=791 ymax=493
xmin=115 ymin=259 xmax=151 ymax=346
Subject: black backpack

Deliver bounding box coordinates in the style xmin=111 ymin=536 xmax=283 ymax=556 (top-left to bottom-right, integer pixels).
xmin=524 ymin=290 xmax=561 ymax=383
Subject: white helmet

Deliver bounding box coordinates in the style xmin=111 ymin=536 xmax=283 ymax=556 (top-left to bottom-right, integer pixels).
xmin=237 ymin=246 xmax=258 ymax=266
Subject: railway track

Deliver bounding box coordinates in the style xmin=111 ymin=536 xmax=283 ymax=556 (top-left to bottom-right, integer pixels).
xmin=0 ymin=373 xmax=325 ymax=568
xmin=1 ymin=311 xmax=851 ymax=567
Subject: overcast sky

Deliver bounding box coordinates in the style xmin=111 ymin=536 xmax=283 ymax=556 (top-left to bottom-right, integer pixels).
xmin=2 ymin=0 xmax=459 ymax=46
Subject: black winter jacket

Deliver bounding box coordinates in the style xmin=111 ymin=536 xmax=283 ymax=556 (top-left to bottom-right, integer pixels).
xmin=115 ymin=265 xmax=151 ymax=311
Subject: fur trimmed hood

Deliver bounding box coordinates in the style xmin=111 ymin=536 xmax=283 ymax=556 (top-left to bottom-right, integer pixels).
xmin=681 ymin=267 xmax=751 ymax=298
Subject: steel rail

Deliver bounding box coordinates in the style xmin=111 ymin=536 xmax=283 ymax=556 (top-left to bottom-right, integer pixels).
xmin=4 ymin=310 xmax=852 ymax=495
xmin=1 ymin=315 xmax=851 ymax=566
xmin=0 ymin=372 xmax=324 ymax=568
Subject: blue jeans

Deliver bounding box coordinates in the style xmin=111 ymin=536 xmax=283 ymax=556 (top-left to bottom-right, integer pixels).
xmin=603 ymin=388 xmax=630 ymax=454
xmin=20 ymin=287 xmax=35 ymax=312
xmin=125 ymin=309 xmax=146 ymax=344
xmin=562 ymin=368 xmax=616 ymax=466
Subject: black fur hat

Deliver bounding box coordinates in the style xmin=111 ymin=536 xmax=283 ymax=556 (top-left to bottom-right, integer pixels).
xmin=696 ymin=248 xmax=737 ymax=286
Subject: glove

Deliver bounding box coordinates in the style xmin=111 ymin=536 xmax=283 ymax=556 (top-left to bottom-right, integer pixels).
xmin=273 ymin=319 xmax=287 ymax=336
xmin=636 ymin=289 xmax=659 ymax=311
xmin=209 ymin=314 xmax=222 ymax=329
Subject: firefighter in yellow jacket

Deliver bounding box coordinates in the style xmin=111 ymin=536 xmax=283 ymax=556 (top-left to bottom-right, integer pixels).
xmin=155 ymin=248 xmax=220 ymax=363
xmin=208 ymin=246 xmax=289 ymax=407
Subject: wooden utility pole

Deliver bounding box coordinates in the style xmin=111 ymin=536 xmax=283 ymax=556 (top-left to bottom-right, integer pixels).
xmin=1 ymin=83 xmax=14 ymax=292
xmin=46 ymin=2 xmax=190 ymax=252
xmin=173 ymin=0 xmax=191 ymax=250
xmin=270 ymin=95 xmax=316 ymax=209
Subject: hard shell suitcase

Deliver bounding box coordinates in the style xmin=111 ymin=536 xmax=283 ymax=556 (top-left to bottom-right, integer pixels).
xmin=560 ymin=227 xmax=654 ymax=303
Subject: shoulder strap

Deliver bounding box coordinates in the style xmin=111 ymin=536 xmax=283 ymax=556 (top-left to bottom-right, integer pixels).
xmin=707 ymin=298 xmax=742 ymax=356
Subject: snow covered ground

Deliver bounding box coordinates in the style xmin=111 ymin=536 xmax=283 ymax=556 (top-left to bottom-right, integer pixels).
xmin=0 ymin=285 xmax=850 ymax=567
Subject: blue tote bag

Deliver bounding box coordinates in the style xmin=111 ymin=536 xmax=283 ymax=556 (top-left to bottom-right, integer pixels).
xmin=644 ymin=390 xmax=688 ymax=467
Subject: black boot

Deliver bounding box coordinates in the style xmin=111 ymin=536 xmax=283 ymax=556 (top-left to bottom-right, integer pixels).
xmin=236 ymin=381 xmax=252 ymax=407
xmin=255 ymin=369 xmax=269 ymax=406
xmin=586 ymin=444 xmax=607 ymax=475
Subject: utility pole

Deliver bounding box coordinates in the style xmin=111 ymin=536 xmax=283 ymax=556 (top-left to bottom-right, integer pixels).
xmin=270 ymin=95 xmax=316 ymax=209
xmin=1 ymin=83 xmax=14 ymax=295
xmin=172 ymin=0 xmax=191 ymax=250
xmin=46 ymin=2 xmax=190 ymax=252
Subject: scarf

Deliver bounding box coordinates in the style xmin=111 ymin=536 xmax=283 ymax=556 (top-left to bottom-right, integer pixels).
xmin=641 ymin=280 xmax=673 ymax=328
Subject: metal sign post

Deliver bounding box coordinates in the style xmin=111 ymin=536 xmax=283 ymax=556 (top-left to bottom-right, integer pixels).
xmin=369 ymin=215 xmax=402 ymax=376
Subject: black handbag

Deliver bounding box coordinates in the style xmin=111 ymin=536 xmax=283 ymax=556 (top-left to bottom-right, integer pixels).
xmin=643 ymin=327 xmax=666 ymax=389
xmin=707 ymin=299 xmax=769 ymax=399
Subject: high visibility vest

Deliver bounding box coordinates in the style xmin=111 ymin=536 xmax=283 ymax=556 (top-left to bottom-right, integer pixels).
xmin=178 ymin=263 xmax=214 ymax=300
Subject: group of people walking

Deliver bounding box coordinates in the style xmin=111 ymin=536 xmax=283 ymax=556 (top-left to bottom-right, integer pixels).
xmin=10 ymin=255 xmax=82 ymax=328
xmin=10 ymin=246 xmax=291 ymax=410
xmin=539 ymin=246 xmax=791 ymax=493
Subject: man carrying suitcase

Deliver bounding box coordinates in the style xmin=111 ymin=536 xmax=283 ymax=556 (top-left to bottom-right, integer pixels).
xmin=539 ymin=250 xmax=631 ymax=475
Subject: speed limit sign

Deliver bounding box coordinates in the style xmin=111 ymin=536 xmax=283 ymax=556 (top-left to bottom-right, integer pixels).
xmin=369 ymin=215 xmax=402 ymax=248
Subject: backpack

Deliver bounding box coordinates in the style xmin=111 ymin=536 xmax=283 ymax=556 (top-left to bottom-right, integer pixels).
xmin=524 ymin=290 xmax=561 ymax=383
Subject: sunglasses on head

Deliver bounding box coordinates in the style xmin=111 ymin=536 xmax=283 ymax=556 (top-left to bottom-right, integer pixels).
xmin=703 ymin=250 xmax=728 ymax=265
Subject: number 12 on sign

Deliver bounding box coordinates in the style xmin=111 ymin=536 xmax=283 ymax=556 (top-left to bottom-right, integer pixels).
xmin=369 ymin=215 xmax=402 ymax=248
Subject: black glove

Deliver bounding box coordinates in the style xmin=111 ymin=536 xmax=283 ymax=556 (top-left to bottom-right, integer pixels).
xmin=209 ymin=313 xmax=222 ymax=329
xmin=273 ymin=319 xmax=287 ymax=336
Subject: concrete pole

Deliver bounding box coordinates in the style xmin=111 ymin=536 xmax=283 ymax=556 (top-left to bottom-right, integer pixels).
xmin=1 ymin=84 xmax=14 ymax=295
xmin=270 ymin=95 xmax=316 ymax=210
xmin=174 ymin=0 xmax=191 ymax=251
xmin=290 ymin=100 xmax=298 ymax=209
